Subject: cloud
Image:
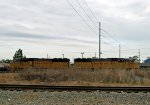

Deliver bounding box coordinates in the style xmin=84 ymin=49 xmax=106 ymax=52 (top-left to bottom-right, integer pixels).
xmin=0 ymin=0 xmax=150 ymax=59
xmin=0 ymin=29 xmax=97 ymax=44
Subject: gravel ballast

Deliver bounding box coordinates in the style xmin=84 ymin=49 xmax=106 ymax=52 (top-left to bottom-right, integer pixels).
xmin=0 ymin=90 xmax=149 ymax=105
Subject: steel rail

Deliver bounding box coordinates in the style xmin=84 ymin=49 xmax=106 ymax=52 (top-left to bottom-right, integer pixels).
xmin=0 ymin=84 xmax=150 ymax=92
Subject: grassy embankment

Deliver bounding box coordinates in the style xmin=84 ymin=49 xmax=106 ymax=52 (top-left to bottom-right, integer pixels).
xmin=0 ymin=69 xmax=150 ymax=86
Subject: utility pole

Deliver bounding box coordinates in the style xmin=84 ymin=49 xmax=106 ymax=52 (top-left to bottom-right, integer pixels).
xmin=138 ymin=49 xmax=141 ymax=70
xmin=81 ymin=52 xmax=84 ymax=59
xmin=47 ymin=53 xmax=49 ymax=59
xmin=119 ymin=44 xmax=121 ymax=58
xmin=99 ymin=22 xmax=101 ymax=59
xmin=138 ymin=49 xmax=141 ymax=63
xmin=95 ymin=52 xmax=97 ymax=58
xmin=62 ymin=54 xmax=64 ymax=59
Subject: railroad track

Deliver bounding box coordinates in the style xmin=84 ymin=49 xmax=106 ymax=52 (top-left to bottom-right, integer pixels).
xmin=0 ymin=84 xmax=150 ymax=92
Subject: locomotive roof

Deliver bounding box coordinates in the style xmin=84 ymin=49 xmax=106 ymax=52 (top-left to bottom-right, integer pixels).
xmin=74 ymin=58 xmax=132 ymax=62
xmin=14 ymin=58 xmax=70 ymax=62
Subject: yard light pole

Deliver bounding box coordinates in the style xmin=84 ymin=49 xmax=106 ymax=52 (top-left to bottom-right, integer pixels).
xmin=62 ymin=54 xmax=64 ymax=59
xmin=81 ymin=52 xmax=84 ymax=59
xmin=119 ymin=44 xmax=121 ymax=58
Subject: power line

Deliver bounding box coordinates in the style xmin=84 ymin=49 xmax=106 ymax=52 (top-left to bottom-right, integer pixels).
xmin=81 ymin=0 xmax=120 ymax=45
xmin=76 ymin=0 xmax=97 ymax=29
xmin=82 ymin=0 xmax=119 ymax=44
xmin=65 ymin=0 xmax=97 ymax=34
xmin=66 ymin=0 xmax=119 ymax=46
xmin=82 ymin=0 xmax=99 ymax=22
xmin=101 ymin=35 xmax=117 ymax=45
xmin=102 ymin=29 xmax=120 ymax=44
xmin=76 ymin=0 xmax=116 ymax=50
xmin=66 ymin=0 xmax=121 ymax=50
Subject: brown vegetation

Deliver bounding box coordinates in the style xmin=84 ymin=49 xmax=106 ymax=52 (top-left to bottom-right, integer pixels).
xmin=0 ymin=69 xmax=150 ymax=86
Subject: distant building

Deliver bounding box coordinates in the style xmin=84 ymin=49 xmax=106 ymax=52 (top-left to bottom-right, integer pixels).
xmin=141 ymin=58 xmax=150 ymax=68
xmin=144 ymin=58 xmax=150 ymax=63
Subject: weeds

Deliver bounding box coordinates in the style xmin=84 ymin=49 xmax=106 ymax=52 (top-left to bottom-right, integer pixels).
xmin=0 ymin=69 xmax=150 ymax=86
xmin=16 ymin=69 xmax=150 ymax=86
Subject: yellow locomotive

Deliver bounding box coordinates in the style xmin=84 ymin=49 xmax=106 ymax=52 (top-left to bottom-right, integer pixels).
xmin=74 ymin=58 xmax=139 ymax=70
xmin=10 ymin=58 xmax=70 ymax=70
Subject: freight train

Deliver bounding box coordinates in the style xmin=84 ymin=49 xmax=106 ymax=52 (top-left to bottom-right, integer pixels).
xmin=10 ymin=58 xmax=139 ymax=70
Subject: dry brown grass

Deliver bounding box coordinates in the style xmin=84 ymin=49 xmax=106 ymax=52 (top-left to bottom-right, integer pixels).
xmin=0 ymin=69 xmax=150 ymax=86
xmin=0 ymin=73 xmax=18 ymax=83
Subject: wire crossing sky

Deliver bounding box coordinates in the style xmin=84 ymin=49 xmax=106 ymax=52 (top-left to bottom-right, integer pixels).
xmin=0 ymin=0 xmax=150 ymax=60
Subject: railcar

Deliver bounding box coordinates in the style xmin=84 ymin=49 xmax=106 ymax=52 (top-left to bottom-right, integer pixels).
xmin=74 ymin=58 xmax=139 ymax=70
xmin=10 ymin=58 xmax=70 ymax=70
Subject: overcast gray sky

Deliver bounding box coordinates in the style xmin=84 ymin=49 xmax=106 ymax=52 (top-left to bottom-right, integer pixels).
xmin=0 ymin=0 xmax=150 ymax=61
